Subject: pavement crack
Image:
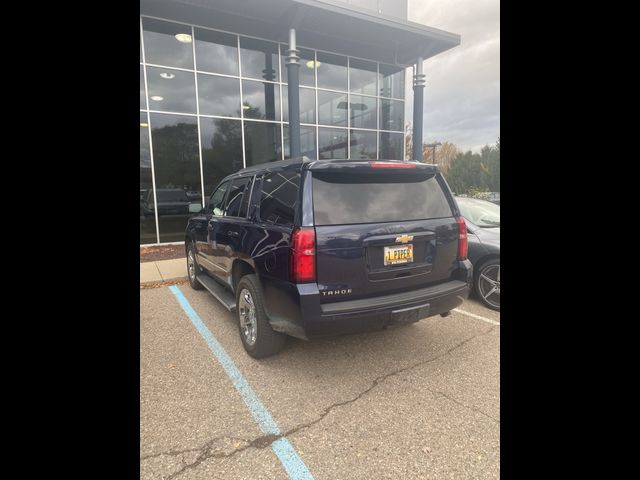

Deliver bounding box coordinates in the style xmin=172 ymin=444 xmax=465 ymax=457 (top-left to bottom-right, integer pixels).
xmin=284 ymin=325 xmax=498 ymax=438
xmin=430 ymin=389 xmax=500 ymax=424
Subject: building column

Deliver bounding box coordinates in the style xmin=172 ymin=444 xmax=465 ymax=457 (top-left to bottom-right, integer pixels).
xmin=285 ymin=28 xmax=301 ymax=158
xmin=412 ymin=57 xmax=425 ymax=161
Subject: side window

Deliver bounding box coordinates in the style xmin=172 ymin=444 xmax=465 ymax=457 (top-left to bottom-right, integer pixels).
xmin=209 ymin=181 xmax=229 ymax=216
xmin=259 ymin=171 xmax=300 ymax=226
xmin=238 ymin=176 xmax=254 ymax=219
xmin=224 ymin=177 xmax=252 ymax=218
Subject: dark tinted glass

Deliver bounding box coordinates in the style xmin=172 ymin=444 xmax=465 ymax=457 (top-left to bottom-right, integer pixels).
xmin=379 ymin=131 xmax=404 ymax=160
xmin=150 ymin=113 xmax=201 ymax=242
xmin=239 ymin=177 xmax=254 ymax=218
xmin=312 ymin=172 xmax=453 ymax=225
xmin=379 ymin=64 xmax=405 ymax=98
xmin=281 ymin=47 xmax=315 ymax=86
xmin=209 ymin=181 xmax=229 ymax=215
xmin=380 ymin=98 xmax=404 ymax=131
xmin=350 ymin=129 xmax=377 ymax=159
xmin=318 ymin=127 xmax=348 ymax=159
xmin=140 ymin=113 xmax=156 ymax=244
xmin=350 ymin=95 xmax=377 ymax=130
xmin=200 ymin=117 xmax=243 ymax=196
xmin=284 ymin=125 xmax=317 ymax=159
xmin=282 ymin=86 xmax=316 ymax=124
xmin=198 ymin=74 xmax=241 ymax=117
xmin=242 ymin=80 xmax=280 ymax=121
xmin=244 ymin=121 xmax=282 ymax=166
xmin=349 ymin=58 xmax=377 ymax=95
xmin=225 ymin=177 xmax=252 ymax=217
xmin=140 ymin=65 xmax=146 ymax=109
xmin=318 ymin=90 xmax=348 ymax=126
xmin=316 ymin=52 xmax=347 ymax=91
xmin=260 ymin=172 xmax=301 ymax=226
xmin=239 ymin=37 xmax=279 ymax=81
xmin=142 ymin=18 xmax=193 ymax=69
xmin=194 ymin=28 xmax=238 ymax=75
xmin=146 ymin=66 xmax=196 ymax=113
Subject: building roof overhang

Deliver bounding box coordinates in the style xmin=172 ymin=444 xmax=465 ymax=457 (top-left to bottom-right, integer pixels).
xmin=140 ymin=0 xmax=460 ymax=66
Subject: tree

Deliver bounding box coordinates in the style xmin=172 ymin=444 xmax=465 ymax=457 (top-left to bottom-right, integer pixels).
xmin=444 ymin=139 xmax=500 ymax=194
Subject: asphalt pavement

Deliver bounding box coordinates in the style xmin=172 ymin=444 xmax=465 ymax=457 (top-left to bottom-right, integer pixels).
xmin=140 ymin=284 xmax=500 ymax=479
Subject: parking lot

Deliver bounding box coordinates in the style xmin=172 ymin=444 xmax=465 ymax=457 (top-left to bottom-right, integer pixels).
xmin=140 ymin=285 xmax=499 ymax=479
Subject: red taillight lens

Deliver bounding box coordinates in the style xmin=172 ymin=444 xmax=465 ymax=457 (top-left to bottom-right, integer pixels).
xmin=369 ymin=161 xmax=417 ymax=169
xmin=456 ymin=217 xmax=468 ymax=260
xmin=290 ymin=227 xmax=316 ymax=283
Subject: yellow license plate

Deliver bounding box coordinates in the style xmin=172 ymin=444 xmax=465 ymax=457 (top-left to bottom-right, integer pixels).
xmin=384 ymin=244 xmax=414 ymax=266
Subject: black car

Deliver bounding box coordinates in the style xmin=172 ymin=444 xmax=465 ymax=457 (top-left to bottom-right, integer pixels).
xmin=185 ymin=157 xmax=472 ymax=358
xmin=455 ymin=196 xmax=500 ymax=311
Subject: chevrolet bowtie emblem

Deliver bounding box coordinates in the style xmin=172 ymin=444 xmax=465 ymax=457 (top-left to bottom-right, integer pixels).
xmin=395 ymin=235 xmax=414 ymax=244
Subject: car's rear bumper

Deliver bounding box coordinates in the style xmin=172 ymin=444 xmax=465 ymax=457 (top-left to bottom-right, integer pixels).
xmin=262 ymin=260 xmax=472 ymax=339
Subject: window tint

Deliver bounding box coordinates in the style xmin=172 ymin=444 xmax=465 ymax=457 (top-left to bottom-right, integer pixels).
xmin=312 ymin=172 xmax=453 ymax=225
xmin=259 ymin=172 xmax=300 ymax=226
xmin=225 ymin=177 xmax=252 ymax=217
xmin=239 ymin=177 xmax=254 ymax=218
xmin=209 ymin=181 xmax=229 ymax=215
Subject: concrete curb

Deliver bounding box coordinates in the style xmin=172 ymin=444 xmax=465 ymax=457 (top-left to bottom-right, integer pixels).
xmin=140 ymin=258 xmax=188 ymax=285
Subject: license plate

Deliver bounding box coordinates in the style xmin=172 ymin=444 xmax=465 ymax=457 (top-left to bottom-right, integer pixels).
xmin=384 ymin=244 xmax=414 ymax=266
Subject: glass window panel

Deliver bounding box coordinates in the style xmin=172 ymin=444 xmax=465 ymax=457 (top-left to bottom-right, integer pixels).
xmin=282 ymin=86 xmax=316 ymax=124
xmin=244 ymin=121 xmax=282 ymax=166
xmin=198 ymin=74 xmax=241 ymax=117
xmin=318 ymin=127 xmax=348 ymax=159
xmin=349 ymin=58 xmax=377 ymax=96
xmin=380 ymin=98 xmax=404 ymax=131
xmin=200 ymin=117 xmax=243 ymax=196
xmin=259 ymin=172 xmax=301 ymax=227
xmin=225 ymin=176 xmax=252 ymax=218
xmin=350 ymin=129 xmax=377 ymax=159
xmin=318 ymin=90 xmax=348 ymax=127
xmin=239 ymin=37 xmax=279 ymax=82
xmin=316 ymin=52 xmax=347 ymax=91
xmin=149 ymin=114 xmax=201 ymax=243
xmin=281 ymin=47 xmax=316 ymax=86
xmin=146 ymin=66 xmax=196 ymax=113
xmin=350 ymin=95 xmax=377 ymax=130
xmin=142 ymin=18 xmax=193 ymax=69
xmin=140 ymin=112 xmax=156 ymax=244
xmin=379 ymin=131 xmax=404 ymax=160
xmin=284 ymin=125 xmax=317 ymax=159
xmin=209 ymin=181 xmax=229 ymax=215
xmin=194 ymin=28 xmax=238 ymax=75
xmin=379 ymin=64 xmax=405 ymax=99
xmin=140 ymin=65 xmax=147 ymax=109
xmin=242 ymin=80 xmax=280 ymax=121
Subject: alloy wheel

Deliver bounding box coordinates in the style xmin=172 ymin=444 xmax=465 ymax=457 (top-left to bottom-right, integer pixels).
xmin=239 ymin=289 xmax=257 ymax=346
xmin=478 ymin=264 xmax=500 ymax=309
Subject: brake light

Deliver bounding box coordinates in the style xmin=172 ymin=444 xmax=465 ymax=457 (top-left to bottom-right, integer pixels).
xmin=369 ymin=161 xmax=417 ymax=169
xmin=456 ymin=217 xmax=468 ymax=260
xmin=290 ymin=227 xmax=316 ymax=283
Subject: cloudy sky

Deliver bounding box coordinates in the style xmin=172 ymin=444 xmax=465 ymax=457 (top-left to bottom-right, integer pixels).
xmin=405 ymin=0 xmax=500 ymax=153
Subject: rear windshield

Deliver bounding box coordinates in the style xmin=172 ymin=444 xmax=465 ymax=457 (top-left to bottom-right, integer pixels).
xmin=312 ymin=171 xmax=453 ymax=225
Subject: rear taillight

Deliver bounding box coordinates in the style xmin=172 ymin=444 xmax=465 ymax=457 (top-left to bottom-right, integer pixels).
xmin=456 ymin=217 xmax=468 ymax=260
xmin=290 ymin=227 xmax=316 ymax=283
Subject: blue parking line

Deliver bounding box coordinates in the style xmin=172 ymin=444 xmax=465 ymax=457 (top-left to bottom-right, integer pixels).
xmin=168 ymin=285 xmax=315 ymax=480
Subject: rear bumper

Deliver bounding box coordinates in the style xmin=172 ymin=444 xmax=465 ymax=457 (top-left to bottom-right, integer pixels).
xmin=263 ymin=260 xmax=472 ymax=339
xmin=302 ymin=279 xmax=469 ymax=337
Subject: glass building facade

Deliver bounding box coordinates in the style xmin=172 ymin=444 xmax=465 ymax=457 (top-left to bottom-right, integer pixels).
xmin=140 ymin=15 xmax=407 ymax=244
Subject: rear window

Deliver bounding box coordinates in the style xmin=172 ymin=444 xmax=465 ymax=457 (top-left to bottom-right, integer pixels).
xmin=312 ymin=171 xmax=453 ymax=225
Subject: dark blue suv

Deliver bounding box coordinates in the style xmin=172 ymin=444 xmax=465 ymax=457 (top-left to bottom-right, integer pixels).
xmin=185 ymin=157 xmax=472 ymax=358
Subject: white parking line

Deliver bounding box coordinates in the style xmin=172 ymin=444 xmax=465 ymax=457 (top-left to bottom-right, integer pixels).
xmin=453 ymin=308 xmax=501 ymax=326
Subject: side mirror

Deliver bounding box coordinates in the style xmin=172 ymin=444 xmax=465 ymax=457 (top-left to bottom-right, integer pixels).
xmin=188 ymin=203 xmax=203 ymax=214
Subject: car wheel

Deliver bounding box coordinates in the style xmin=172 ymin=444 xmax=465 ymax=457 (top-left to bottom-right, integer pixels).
xmin=236 ymin=274 xmax=286 ymax=358
xmin=474 ymin=258 xmax=500 ymax=311
xmin=187 ymin=243 xmax=204 ymax=290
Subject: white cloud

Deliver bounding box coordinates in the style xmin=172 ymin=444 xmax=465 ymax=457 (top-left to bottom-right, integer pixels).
xmin=406 ymin=0 xmax=500 ymax=152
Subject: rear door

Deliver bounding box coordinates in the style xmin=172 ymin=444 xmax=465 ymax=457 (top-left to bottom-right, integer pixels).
xmin=311 ymin=163 xmax=459 ymax=302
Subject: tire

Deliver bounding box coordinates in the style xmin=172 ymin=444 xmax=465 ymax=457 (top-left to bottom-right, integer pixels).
xmin=186 ymin=242 xmax=204 ymax=290
xmin=236 ymin=274 xmax=286 ymax=358
xmin=473 ymin=258 xmax=500 ymax=311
